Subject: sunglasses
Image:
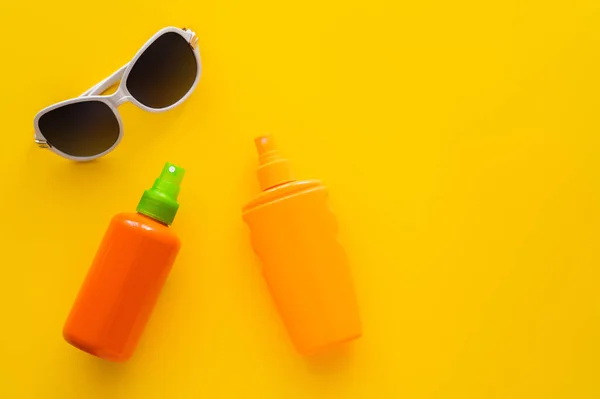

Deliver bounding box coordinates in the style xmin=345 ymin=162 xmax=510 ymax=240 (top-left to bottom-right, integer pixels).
xmin=34 ymin=27 xmax=202 ymax=161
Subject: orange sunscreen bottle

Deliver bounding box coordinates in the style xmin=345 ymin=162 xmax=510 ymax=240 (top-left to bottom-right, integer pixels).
xmin=242 ymin=135 xmax=362 ymax=355
xmin=63 ymin=163 xmax=185 ymax=362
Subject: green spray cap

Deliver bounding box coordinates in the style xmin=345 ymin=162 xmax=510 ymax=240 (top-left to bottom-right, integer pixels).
xmin=136 ymin=162 xmax=185 ymax=225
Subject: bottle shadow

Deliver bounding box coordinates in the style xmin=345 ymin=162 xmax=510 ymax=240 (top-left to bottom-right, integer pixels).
xmin=55 ymin=351 xmax=130 ymax=397
xmin=303 ymin=342 xmax=357 ymax=375
xmin=84 ymin=355 xmax=126 ymax=379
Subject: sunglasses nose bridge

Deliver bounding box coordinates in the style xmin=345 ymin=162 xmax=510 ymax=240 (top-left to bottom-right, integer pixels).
xmin=109 ymin=88 xmax=130 ymax=108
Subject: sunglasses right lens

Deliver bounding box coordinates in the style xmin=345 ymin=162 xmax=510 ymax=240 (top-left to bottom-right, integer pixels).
xmin=38 ymin=101 xmax=120 ymax=158
xmin=126 ymin=32 xmax=198 ymax=109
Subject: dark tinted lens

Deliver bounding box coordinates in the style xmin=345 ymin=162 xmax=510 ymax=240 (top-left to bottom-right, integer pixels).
xmin=126 ymin=32 xmax=197 ymax=109
xmin=38 ymin=101 xmax=120 ymax=157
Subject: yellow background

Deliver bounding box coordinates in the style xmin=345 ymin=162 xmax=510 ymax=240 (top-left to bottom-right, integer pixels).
xmin=2 ymin=0 xmax=600 ymax=397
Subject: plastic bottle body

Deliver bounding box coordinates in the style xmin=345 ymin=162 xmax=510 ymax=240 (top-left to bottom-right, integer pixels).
xmin=243 ymin=180 xmax=362 ymax=355
xmin=63 ymin=212 xmax=181 ymax=362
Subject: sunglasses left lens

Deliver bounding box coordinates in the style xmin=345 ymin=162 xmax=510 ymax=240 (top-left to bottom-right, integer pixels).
xmin=38 ymin=101 xmax=120 ymax=158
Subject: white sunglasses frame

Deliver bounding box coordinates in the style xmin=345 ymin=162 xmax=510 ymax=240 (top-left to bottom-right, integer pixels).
xmin=33 ymin=26 xmax=202 ymax=161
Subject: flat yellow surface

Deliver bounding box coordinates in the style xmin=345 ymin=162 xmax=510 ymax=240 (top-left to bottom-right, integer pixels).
xmin=2 ymin=0 xmax=600 ymax=397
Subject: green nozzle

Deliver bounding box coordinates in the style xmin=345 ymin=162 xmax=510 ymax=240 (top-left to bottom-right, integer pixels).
xmin=136 ymin=162 xmax=185 ymax=225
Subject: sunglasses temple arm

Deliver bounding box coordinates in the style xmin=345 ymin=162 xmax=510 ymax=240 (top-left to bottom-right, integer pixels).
xmin=80 ymin=63 xmax=129 ymax=97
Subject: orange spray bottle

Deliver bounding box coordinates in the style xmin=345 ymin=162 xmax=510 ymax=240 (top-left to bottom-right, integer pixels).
xmin=63 ymin=162 xmax=185 ymax=362
xmin=242 ymin=135 xmax=362 ymax=355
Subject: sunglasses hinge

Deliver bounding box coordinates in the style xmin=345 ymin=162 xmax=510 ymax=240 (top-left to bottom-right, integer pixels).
xmin=35 ymin=139 xmax=51 ymax=149
xmin=190 ymin=34 xmax=199 ymax=50
xmin=182 ymin=28 xmax=199 ymax=50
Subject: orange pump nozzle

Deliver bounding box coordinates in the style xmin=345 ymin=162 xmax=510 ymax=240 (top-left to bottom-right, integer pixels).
xmin=255 ymin=135 xmax=295 ymax=191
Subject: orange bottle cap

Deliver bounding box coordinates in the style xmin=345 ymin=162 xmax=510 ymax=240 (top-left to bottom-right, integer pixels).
xmin=255 ymin=135 xmax=295 ymax=191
